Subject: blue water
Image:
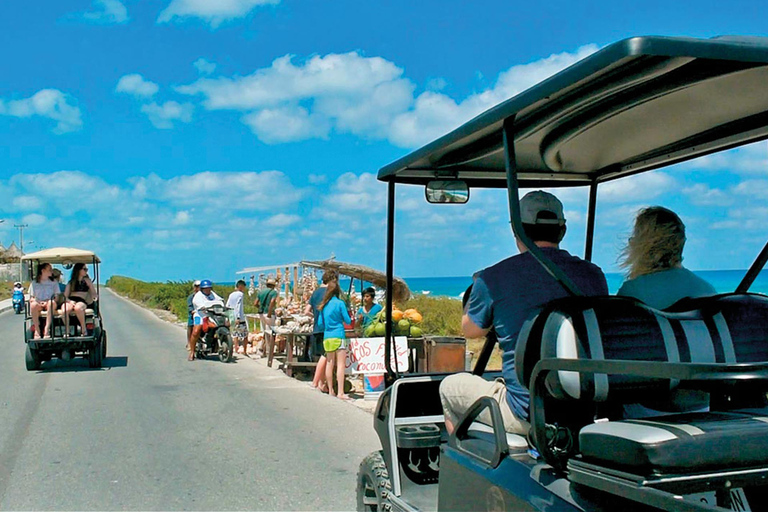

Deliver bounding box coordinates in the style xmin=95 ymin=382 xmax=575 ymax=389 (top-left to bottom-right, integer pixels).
xmin=404 ymin=270 xmax=768 ymax=299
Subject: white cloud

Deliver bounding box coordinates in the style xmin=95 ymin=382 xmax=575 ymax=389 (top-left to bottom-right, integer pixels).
xmin=177 ymin=52 xmax=414 ymax=143
xmin=116 ymin=74 xmax=159 ymax=98
xmin=158 ymin=0 xmax=280 ymax=27
xmin=193 ymin=58 xmax=217 ymax=76
xmin=22 ymin=213 xmax=48 ymax=226
xmin=176 ymin=46 xmax=596 ymax=147
xmin=140 ymin=101 xmax=194 ymax=129
xmin=0 ymin=89 xmax=82 ymax=134
xmin=308 ymin=174 xmax=326 ymax=184
xmin=263 ymin=213 xmax=301 ymax=228
xmin=12 ymin=196 xmax=43 ymax=211
xmin=131 ymin=171 xmax=304 ymax=210
xmin=82 ymin=0 xmax=129 ymax=24
xmin=599 ymin=172 xmax=676 ymax=203
xmin=682 ymin=183 xmax=733 ymax=206
xmin=241 ymin=106 xmax=329 ymax=143
xmin=387 ymin=44 xmax=599 ymax=148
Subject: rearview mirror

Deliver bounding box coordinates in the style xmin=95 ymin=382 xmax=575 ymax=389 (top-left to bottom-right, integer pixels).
xmin=425 ymin=180 xmax=469 ymax=204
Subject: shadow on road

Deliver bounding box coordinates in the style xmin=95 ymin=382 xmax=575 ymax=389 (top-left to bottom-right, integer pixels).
xmin=36 ymin=356 xmax=129 ymax=373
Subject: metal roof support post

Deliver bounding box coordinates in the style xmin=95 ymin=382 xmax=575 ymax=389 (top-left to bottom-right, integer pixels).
xmin=502 ymin=117 xmax=584 ymax=297
xmin=384 ymin=180 xmax=397 ymax=380
xmin=736 ymin=240 xmax=768 ymax=293
xmin=584 ymin=179 xmax=598 ymax=262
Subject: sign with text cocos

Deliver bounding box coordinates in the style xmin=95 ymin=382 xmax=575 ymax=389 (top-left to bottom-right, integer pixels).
xmin=345 ymin=336 xmax=409 ymax=375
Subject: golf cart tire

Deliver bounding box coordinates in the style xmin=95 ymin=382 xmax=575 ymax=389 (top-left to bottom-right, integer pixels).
xmin=218 ymin=329 xmax=233 ymax=363
xmin=88 ymin=341 xmax=102 ymax=368
xmin=101 ymin=331 xmax=107 ymax=359
xmin=25 ymin=344 xmax=41 ymax=371
xmin=356 ymin=451 xmax=392 ymax=512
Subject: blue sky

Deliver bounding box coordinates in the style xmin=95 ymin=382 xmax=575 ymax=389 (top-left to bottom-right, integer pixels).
xmin=1 ymin=0 xmax=768 ymax=283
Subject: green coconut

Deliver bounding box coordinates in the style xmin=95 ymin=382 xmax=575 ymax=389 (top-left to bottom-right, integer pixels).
xmin=364 ymin=324 xmax=376 ymax=337
xmin=409 ymin=326 xmax=423 ymax=337
xmin=374 ymin=322 xmax=387 ymax=336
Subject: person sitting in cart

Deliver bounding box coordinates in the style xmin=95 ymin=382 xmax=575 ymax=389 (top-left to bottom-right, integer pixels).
xmin=51 ymin=268 xmax=66 ymax=292
xmin=188 ymin=279 xmax=225 ymax=361
xmin=61 ymin=263 xmax=98 ymax=335
xmin=439 ymin=191 xmax=609 ymax=435
xmin=618 ymin=206 xmax=716 ymax=417
xmin=356 ymin=287 xmax=382 ymax=330
xmin=28 ymin=263 xmax=60 ymax=339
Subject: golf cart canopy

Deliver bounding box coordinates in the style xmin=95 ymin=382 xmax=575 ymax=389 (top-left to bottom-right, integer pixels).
xmin=378 ymin=35 xmax=768 ymax=188
xmin=21 ymin=247 xmax=101 ymax=265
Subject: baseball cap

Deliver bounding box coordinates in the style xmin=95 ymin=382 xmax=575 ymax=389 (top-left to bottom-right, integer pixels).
xmin=193 ymin=280 xmax=201 ymax=287
xmin=520 ymin=191 xmax=565 ymax=225
xmin=52 ymin=268 xmax=62 ymax=277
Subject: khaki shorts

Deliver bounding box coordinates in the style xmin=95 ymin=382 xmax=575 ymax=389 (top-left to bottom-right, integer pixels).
xmin=439 ymin=373 xmax=530 ymax=435
xmin=259 ymin=314 xmax=276 ymax=334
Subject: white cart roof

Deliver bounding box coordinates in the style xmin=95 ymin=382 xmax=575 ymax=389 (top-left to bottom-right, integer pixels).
xmin=21 ymin=247 xmax=101 ymax=264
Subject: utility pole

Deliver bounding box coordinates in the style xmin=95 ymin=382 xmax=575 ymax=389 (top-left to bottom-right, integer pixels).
xmin=14 ymin=224 xmax=27 ymax=282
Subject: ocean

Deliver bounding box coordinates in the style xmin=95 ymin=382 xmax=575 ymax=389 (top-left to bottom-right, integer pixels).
xmin=402 ymin=270 xmax=768 ymax=299
xmin=223 ymin=269 xmax=768 ymax=300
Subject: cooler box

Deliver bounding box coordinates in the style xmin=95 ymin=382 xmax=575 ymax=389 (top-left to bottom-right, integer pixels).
xmin=426 ymin=336 xmax=466 ymax=373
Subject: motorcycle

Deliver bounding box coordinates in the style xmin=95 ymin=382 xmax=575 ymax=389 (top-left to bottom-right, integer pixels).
xmin=12 ymin=287 xmax=24 ymax=315
xmin=195 ymin=304 xmax=235 ymax=363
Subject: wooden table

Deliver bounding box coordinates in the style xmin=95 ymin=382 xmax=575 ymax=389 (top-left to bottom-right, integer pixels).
xmin=280 ymin=332 xmax=314 ymax=377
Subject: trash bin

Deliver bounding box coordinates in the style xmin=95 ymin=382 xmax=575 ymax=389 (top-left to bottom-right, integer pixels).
xmin=425 ymin=336 xmax=466 ymax=373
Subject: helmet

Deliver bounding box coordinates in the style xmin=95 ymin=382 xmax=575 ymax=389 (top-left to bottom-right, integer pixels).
xmin=200 ymin=279 xmax=213 ymax=289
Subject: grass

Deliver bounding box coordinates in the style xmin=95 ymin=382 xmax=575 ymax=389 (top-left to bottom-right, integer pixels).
xmin=0 ymin=281 xmax=15 ymax=301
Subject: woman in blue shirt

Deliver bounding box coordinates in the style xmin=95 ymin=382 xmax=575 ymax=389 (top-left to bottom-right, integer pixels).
xmin=356 ymin=287 xmax=382 ymax=331
xmin=318 ymin=280 xmax=352 ymax=400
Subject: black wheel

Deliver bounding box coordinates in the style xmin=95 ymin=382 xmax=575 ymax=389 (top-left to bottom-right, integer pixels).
xmin=356 ymin=451 xmax=392 ymax=512
xmin=218 ymin=329 xmax=233 ymax=362
xmin=88 ymin=340 xmax=102 ymax=368
xmin=101 ymin=332 xmax=107 ymax=359
xmin=25 ymin=344 xmax=41 ymax=371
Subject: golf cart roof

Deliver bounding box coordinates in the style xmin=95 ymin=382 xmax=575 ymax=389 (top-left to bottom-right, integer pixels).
xmin=378 ymin=35 xmax=768 ymax=188
xmin=21 ymin=247 xmax=101 ymax=264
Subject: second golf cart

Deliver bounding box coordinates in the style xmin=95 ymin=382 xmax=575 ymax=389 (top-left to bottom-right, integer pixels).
xmin=22 ymin=247 xmax=107 ymax=370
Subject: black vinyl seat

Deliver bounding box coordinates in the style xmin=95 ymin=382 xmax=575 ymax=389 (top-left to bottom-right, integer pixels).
xmin=515 ymin=293 xmax=768 ymax=481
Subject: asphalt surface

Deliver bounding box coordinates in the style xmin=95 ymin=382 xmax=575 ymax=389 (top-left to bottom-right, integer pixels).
xmin=0 ymin=289 xmax=381 ymax=511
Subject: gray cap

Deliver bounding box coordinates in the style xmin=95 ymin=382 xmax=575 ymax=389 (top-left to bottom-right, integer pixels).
xmin=520 ymin=191 xmax=565 ymax=225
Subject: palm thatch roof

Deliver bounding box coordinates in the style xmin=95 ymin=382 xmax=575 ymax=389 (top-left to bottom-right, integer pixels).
xmin=301 ymin=258 xmax=411 ymax=303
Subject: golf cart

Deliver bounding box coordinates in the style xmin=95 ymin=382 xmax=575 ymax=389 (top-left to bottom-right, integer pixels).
xmin=357 ymin=36 xmax=768 ymax=512
xmin=22 ymin=247 xmax=107 ymax=370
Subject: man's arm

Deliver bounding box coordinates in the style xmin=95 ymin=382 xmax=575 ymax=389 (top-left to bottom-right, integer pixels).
xmin=462 ymin=315 xmax=489 ymax=338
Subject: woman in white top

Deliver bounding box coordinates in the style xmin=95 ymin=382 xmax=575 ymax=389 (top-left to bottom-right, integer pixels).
xmin=29 ymin=263 xmax=59 ymax=339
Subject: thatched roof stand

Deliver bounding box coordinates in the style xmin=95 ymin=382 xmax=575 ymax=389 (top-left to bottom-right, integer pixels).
xmin=301 ymin=258 xmax=411 ymax=303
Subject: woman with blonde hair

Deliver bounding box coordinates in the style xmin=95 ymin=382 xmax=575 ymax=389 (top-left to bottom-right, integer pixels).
xmin=618 ymin=206 xmax=715 ymax=309
xmin=618 ymin=206 xmax=715 ymax=417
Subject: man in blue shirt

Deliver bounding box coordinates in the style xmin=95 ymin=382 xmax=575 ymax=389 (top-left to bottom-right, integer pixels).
xmin=439 ymin=191 xmax=609 ymax=434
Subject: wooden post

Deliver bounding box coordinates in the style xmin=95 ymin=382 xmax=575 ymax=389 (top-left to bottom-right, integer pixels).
xmin=293 ymin=266 xmax=299 ymax=301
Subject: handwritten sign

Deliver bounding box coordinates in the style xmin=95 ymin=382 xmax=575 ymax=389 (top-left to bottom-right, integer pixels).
xmin=345 ymin=336 xmax=410 ymax=375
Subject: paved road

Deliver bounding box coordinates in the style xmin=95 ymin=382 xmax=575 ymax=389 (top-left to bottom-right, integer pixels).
xmin=0 ymin=289 xmax=380 ymax=510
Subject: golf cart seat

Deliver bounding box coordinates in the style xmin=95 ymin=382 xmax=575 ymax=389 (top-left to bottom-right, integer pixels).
xmin=516 ymin=293 xmax=768 ymax=492
xmin=39 ymin=308 xmax=95 ymax=318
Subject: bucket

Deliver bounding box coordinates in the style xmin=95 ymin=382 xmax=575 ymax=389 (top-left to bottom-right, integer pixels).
xmin=363 ymin=374 xmax=386 ymax=401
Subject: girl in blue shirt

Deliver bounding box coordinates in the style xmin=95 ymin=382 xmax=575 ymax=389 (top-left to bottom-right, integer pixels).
xmin=318 ymin=280 xmax=352 ymax=400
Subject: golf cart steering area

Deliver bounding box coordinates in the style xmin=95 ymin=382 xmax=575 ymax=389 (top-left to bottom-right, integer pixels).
xmin=359 ymin=36 xmax=768 ymax=512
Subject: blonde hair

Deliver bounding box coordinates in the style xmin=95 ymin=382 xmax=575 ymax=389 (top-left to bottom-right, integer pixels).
xmin=620 ymin=206 xmax=686 ymax=280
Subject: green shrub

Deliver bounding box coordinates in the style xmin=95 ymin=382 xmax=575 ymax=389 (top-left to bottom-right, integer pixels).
xmin=107 ymin=276 xmax=195 ymax=321
xmin=400 ymin=295 xmax=462 ymax=336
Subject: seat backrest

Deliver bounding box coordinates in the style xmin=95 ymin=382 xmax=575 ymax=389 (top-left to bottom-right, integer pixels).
xmin=515 ymin=294 xmax=768 ymax=403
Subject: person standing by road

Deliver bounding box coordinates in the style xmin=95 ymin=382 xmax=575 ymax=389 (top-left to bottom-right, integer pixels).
xmin=305 ymin=270 xmax=338 ymax=391
xmin=317 ymin=279 xmax=352 ymax=400
xmin=255 ymin=276 xmax=279 ymax=359
xmin=227 ymin=280 xmax=249 ymax=357
xmin=356 ymin=287 xmax=382 ymax=330
xmin=187 ymin=280 xmax=200 ymax=348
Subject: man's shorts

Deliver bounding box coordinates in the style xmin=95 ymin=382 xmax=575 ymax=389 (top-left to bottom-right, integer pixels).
xmin=310 ymin=333 xmax=325 ymax=358
xmin=232 ymin=321 xmax=248 ymax=342
xmin=259 ymin=314 xmax=276 ymax=334
xmin=439 ymin=373 xmax=530 ymax=435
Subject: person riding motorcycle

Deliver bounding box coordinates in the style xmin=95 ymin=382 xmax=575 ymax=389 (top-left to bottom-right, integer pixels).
xmin=12 ymin=281 xmax=25 ymax=314
xmin=187 ymin=279 xmax=224 ymax=361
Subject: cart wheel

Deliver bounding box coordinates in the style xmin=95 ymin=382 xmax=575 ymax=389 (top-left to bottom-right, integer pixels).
xmin=88 ymin=341 xmax=102 ymax=368
xmin=356 ymin=451 xmax=392 ymax=512
xmin=101 ymin=332 xmax=107 ymax=359
xmin=25 ymin=344 xmax=41 ymax=371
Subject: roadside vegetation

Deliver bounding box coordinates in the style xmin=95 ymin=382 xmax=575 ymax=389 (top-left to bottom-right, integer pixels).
xmin=106 ymin=275 xmax=500 ymax=368
xmin=0 ymin=281 xmax=14 ymax=301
